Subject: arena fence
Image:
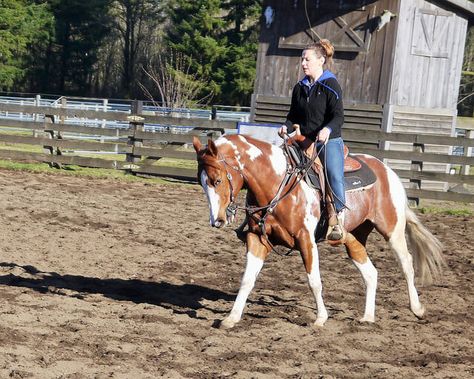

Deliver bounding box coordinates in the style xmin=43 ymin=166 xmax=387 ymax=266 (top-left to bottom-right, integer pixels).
xmin=0 ymin=100 xmax=473 ymax=203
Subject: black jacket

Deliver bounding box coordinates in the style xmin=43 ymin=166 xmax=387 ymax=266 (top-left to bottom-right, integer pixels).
xmin=285 ymin=71 xmax=344 ymax=141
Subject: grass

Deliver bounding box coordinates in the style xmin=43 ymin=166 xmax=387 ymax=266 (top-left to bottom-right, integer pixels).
xmin=417 ymin=206 xmax=473 ymax=217
xmin=0 ymin=159 xmax=185 ymax=185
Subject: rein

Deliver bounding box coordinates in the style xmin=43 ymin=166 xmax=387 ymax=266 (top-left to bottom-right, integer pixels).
xmin=214 ymin=139 xmax=324 ymax=255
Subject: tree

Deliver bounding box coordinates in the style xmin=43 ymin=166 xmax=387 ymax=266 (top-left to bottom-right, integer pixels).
xmin=221 ymin=0 xmax=261 ymax=105
xmin=139 ymin=48 xmax=211 ymax=110
xmin=163 ymin=0 xmax=261 ymax=106
xmin=46 ymin=0 xmax=112 ymax=94
xmin=164 ymin=0 xmax=228 ymax=103
xmin=0 ymin=0 xmax=54 ymax=91
xmin=458 ymin=26 xmax=474 ymax=116
xmin=110 ymin=0 xmax=163 ymax=97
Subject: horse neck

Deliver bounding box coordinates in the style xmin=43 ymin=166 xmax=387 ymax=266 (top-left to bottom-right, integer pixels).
xmin=234 ymin=147 xmax=287 ymax=207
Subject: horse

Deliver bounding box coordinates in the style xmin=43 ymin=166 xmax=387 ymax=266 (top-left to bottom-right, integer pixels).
xmin=192 ymin=134 xmax=444 ymax=328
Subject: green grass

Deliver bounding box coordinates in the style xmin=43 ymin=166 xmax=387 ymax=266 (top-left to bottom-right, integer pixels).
xmin=418 ymin=205 xmax=474 ymax=216
xmin=0 ymin=159 xmax=184 ymax=185
xmin=0 ymin=141 xmax=43 ymax=153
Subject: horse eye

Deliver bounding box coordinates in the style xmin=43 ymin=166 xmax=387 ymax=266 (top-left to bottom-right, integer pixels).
xmin=214 ymin=178 xmax=222 ymax=186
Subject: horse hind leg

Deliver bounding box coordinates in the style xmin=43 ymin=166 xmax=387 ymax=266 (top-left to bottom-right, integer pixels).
xmin=220 ymin=232 xmax=268 ymax=329
xmin=343 ymin=227 xmax=378 ymax=323
xmin=388 ymin=217 xmax=425 ymax=319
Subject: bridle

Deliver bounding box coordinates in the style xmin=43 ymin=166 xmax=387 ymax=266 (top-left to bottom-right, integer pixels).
xmin=199 ymin=139 xmax=325 ymax=253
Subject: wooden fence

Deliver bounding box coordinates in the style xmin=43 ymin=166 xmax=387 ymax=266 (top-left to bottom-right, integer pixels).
xmin=0 ymin=100 xmax=473 ymax=203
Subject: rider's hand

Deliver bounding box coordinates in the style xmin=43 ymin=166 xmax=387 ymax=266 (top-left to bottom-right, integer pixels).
xmin=278 ymin=125 xmax=288 ymax=138
xmin=293 ymin=124 xmax=301 ymax=136
xmin=317 ymin=127 xmax=331 ymax=144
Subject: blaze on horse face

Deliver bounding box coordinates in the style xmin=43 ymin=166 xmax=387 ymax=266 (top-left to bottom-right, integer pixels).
xmin=193 ymin=137 xmax=233 ymax=228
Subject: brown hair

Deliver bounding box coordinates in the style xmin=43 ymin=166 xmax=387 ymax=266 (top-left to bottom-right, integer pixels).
xmin=304 ymin=39 xmax=335 ymax=70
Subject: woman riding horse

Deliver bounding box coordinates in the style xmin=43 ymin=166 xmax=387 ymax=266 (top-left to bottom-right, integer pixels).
xmin=279 ymin=39 xmax=346 ymax=241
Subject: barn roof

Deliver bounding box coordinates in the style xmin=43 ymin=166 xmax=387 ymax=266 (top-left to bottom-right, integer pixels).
xmin=436 ymin=0 xmax=474 ymax=18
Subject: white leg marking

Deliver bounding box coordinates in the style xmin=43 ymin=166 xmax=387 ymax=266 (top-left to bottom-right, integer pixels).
xmin=352 ymin=259 xmax=378 ymax=323
xmin=300 ymin=183 xmax=328 ymax=327
xmin=385 ymin=165 xmax=424 ymax=318
xmin=201 ymin=171 xmax=221 ymax=226
xmin=390 ymin=227 xmax=425 ymax=318
xmin=221 ymin=252 xmax=264 ymax=329
xmin=307 ymin=248 xmax=328 ymax=327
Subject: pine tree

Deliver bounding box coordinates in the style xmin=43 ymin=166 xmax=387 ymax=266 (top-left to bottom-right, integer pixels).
xmin=222 ymin=0 xmax=261 ymax=105
xmin=163 ymin=0 xmax=261 ymax=105
xmin=0 ymin=0 xmax=54 ymax=91
xmin=164 ymin=0 xmax=228 ymax=103
xmin=47 ymin=0 xmax=112 ymax=94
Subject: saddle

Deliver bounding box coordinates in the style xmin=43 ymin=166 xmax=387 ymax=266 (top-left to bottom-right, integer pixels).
xmin=285 ymin=138 xmax=376 ymax=192
xmin=343 ymin=145 xmax=361 ymax=172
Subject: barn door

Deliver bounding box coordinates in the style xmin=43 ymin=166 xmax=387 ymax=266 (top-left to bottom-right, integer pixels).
xmin=278 ymin=5 xmax=376 ymax=53
xmin=411 ymin=8 xmax=453 ymax=58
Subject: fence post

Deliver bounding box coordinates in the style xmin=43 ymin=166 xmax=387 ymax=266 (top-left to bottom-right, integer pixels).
xmin=101 ymin=98 xmax=108 ymax=143
xmin=125 ymin=100 xmax=144 ymax=174
xmin=43 ymin=114 xmax=61 ymax=169
xmin=33 ymin=95 xmax=41 ymax=137
xmin=461 ymin=129 xmax=474 ymax=175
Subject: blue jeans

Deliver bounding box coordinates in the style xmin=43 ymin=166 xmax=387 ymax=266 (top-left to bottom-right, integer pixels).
xmin=318 ymin=137 xmax=345 ymax=213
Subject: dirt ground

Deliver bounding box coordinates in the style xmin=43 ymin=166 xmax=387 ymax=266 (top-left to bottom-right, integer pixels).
xmin=0 ymin=169 xmax=472 ymax=379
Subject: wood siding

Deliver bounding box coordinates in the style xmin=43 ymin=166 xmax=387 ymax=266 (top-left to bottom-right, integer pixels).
xmin=389 ymin=0 xmax=469 ymax=109
xmin=255 ymin=0 xmax=398 ymax=104
xmin=252 ymin=94 xmax=383 ymax=150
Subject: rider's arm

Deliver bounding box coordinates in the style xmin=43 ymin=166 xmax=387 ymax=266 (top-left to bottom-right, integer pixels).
xmin=323 ymin=79 xmax=344 ymax=137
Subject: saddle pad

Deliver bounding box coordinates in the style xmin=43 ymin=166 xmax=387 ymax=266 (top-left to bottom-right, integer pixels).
xmin=344 ymin=155 xmax=377 ymax=192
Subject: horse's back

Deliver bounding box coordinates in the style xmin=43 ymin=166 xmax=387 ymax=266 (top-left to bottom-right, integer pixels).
xmin=345 ymin=153 xmax=407 ymax=236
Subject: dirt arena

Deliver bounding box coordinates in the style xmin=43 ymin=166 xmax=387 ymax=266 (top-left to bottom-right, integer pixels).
xmin=0 ymin=169 xmax=472 ymax=378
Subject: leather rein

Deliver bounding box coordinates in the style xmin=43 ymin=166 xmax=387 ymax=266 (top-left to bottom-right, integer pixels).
xmin=210 ymin=138 xmax=324 ymax=253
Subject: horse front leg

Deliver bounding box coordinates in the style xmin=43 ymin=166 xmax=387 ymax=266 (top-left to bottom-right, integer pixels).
xmin=220 ymin=232 xmax=269 ymax=329
xmin=299 ymin=233 xmax=328 ymax=327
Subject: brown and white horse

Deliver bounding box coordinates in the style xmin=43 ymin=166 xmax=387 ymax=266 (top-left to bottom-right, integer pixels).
xmin=193 ymin=134 xmax=444 ymax=328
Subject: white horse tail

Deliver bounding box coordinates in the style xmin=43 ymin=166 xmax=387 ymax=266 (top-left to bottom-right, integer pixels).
xmin=405 ymin=206 xmax=445 ymax=285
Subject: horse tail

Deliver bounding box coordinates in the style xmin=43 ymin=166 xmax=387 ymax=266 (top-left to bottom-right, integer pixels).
xmin=405 ymin=206 xmax=445 ymax=285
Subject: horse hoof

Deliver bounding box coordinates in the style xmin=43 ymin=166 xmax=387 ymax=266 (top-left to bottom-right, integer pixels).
xmin=359 ymin=315 xmax=375 ymax=323
xmin=412 ymin=304 xmax=425 ymax=319
xmin=313 ymin=318 xmax=327 ymax=327
xmin=220 ymin=318 xmax=237 ymax=329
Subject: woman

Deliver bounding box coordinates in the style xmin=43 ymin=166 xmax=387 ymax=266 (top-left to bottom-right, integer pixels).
xmin=279 ymin=39 xmax=346 ymax=241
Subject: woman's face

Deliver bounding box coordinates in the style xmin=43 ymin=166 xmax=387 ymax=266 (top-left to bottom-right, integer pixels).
xmin=301 ymin=49 xmax=325 ymax=80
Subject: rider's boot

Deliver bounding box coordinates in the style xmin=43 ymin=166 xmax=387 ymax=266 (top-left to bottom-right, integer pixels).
xmin=326 ymin=203 xmax=346 ymax=241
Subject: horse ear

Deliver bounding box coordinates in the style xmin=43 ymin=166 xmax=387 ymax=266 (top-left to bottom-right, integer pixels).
xmin=208 ymin=139 xmax=218 ymax=157
xmin=192 ymin=136 xmax=202 ymax=153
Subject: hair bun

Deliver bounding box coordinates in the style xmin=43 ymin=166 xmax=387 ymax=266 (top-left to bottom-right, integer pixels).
xmin=319 ymin=39 xmax=334 ymax=58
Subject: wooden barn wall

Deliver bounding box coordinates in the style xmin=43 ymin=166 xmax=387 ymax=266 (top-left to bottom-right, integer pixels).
xmin=389 ymin=0 xmax=468 ymax=109
xmin=254 ymin=0 xmax=398 ymax=105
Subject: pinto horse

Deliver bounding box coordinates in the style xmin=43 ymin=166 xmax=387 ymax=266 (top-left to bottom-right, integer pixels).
xmin=193 ymin=134 xmax=444 ymax=328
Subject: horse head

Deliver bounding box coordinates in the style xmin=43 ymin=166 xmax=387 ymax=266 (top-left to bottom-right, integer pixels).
xmin=193 ymin=136 xmax=244 ymax=228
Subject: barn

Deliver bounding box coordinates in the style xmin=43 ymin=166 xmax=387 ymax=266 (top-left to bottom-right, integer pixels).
xmin=251 ymin=0 xmax=474 ymax=191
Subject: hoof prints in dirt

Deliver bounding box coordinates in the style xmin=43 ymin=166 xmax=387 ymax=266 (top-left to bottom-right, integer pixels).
xmin=0 ymin=170 xmax=473 ymax=378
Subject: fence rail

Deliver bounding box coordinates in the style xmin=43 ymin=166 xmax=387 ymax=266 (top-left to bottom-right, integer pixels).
xmin=0 ymin=99 xmax=473 ymax=203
